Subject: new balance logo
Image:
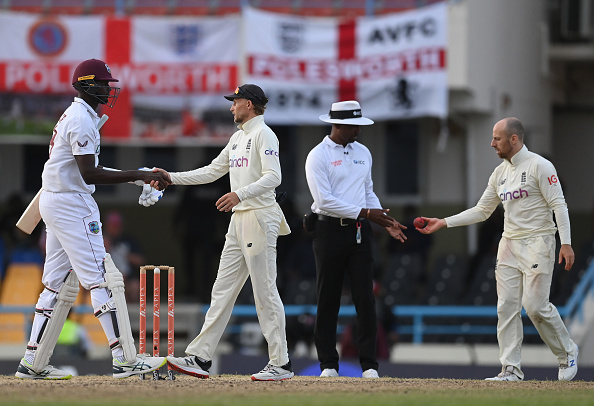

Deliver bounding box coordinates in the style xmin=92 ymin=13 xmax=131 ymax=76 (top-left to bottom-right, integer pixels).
xmin=570 ymin=360 xmax=575 ymax=367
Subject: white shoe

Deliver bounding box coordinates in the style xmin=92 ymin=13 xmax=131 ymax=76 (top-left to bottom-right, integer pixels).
xmin=15 ymin=358 xmax=72 ymax=380
xmin=251 ymin=362 xmax=294 ymax=381
xmin=112 ymin=355 xmax=166 ymax=379
xmin=362 ymin=369 xmax=379 ymax=378
xmin=485 ymin=366 xmax=522 ymax=381
xmin=320 ymin=368 xmax=339 ymax=377
xmin=559 ymin=345 xmax=579 ymax=381
xmin=166 ymin=355 xmax=210 ymax=379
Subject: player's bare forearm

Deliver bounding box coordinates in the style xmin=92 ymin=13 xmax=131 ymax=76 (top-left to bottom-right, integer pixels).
xmin=361 ymin=208 xmax=397 ymax=228
xmin=77 ymin=156 xmax=171 ymax=190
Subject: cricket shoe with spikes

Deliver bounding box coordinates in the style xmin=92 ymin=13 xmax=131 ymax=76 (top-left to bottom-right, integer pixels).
xmin=113 ymin=355 xmax=167 ymax=379
xmin=251 ymin=361 xmax=294 ymax=381
xmin=166 ymin=355 xmax=211 ymax=379
xmin=15 ymin=358 xmax=72 ymax=380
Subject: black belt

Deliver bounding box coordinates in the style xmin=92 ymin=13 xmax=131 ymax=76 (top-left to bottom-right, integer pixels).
xmin=317 ymin=214 xmax=362 ymax=226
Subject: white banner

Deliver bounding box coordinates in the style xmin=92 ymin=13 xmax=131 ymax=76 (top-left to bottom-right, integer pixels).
xmin=0 ymin=12 xmax=240 ymax=98
xmin=130 ymin=15 xmax=240 ymax=111
xmin=244 ymin=3 xmax=448 ymax=124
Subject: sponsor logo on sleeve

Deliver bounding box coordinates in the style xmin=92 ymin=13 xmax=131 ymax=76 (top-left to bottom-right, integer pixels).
xmin=264 ymin=148 xmax=279 ymax=157
xmin=547 ymin=175 xmax=558 ymax=186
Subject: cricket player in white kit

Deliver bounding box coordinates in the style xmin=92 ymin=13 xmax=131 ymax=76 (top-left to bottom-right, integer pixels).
xmin=16 ymin=59 xmax=170 ymax=380
xmin=164 ymin=84 xmax=293 ymax=381
xmin=418 ymin=117 xmax=578 ymax=381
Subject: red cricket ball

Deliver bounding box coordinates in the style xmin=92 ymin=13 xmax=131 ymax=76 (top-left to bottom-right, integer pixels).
xmin=413 ymin=217 xmax=428 ymax=229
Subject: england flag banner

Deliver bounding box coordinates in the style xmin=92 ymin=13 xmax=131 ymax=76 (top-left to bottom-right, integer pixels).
xmin=0 ymin=12 xmax=240 ymax=138
xmin=243 ymin=2 xmax=447 ymax=124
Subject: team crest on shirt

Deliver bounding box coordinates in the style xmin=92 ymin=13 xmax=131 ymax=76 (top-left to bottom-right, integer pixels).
xmin=88 ymin=221 xmax=100 ymax=234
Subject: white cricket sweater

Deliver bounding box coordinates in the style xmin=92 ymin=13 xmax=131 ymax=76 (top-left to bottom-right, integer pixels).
xmin=445 ymin=145 xmax=571 ymax=244
xmin=170 ymin=115 xmax=281 ymax=211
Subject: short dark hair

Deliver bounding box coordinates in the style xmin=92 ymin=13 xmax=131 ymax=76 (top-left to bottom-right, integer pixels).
xmin=252 ymin=103 xmax=267 ymax=115
xmin=505 ymin=117 xmax=524 ymax=141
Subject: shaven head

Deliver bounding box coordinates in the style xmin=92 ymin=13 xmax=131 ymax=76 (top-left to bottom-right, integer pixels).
xmin=492 ymin=117 xmax=524 ymax=161
xmin=504 ymin=117 xmax=524 ymax=142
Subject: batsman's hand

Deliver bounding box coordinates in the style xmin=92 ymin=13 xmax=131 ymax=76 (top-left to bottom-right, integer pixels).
xmin=143 ymin=167 xmax=171 ymax=191
xmin=138 ymin=184 xmax=163 ymax=207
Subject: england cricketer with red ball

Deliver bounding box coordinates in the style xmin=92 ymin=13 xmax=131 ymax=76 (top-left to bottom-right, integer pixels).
xmin=417 ymin=117 xmax=578 ymax=382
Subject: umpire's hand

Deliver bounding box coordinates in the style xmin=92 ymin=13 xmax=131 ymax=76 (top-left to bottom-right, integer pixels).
xmin=386 ymin=222 xmax=407 ymax=243
xmin=366 ymin=208 xmax=397 ymax=227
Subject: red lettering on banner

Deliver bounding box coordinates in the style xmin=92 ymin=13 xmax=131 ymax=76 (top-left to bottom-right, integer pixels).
xmin=0 ymin=62 xmax=73 ymax=93
xmin=248 ymin=48 xmax=445 ymax=82
xmin=0 ymin=62 xmax=237 ymax=94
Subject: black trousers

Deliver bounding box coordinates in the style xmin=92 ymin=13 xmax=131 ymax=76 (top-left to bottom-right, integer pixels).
xmin=312 ymin=218 xmax=378 ymax=372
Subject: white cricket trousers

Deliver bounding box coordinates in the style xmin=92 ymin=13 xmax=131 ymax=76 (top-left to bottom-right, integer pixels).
xmin=496 ymin=235 xmax=576 ymax=379
xmin=40 ymin=191 xmax=106 ymax=289
xmin=186 ymin=204 xmax=290 ymax=367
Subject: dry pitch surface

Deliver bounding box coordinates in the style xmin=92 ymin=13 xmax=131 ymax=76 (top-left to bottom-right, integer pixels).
xmin=1 ymin=375 xmax=593 ymax=406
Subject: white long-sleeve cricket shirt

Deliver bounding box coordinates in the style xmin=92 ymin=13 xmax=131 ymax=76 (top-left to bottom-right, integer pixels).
xmin=305 ymin=136 xmax=382 ymax=219
xmin=170 ymin=115 xmax=281 ymax=211
xmin=445 ymin=145 xmax=571 ymax=244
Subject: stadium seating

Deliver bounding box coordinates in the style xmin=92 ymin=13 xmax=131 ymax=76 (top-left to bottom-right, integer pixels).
xmin=421 ymin=254 xmax=467 ymax=305
xmin=554 ymin=240 xmax=594 ymax=304
xmin=72 ymin=288 xmax=107 ymax=347
xmin=0 ymin=263 xmax=43 ymax=343
xmin=382 ymin=252 xmax=424 ymax=305
xmin=2 ymin=0 xmax=438 ymax=16
xmin=462 ymin=254 xmax=497 ymax=306
xmin=282 ymin=278 xmax=317 ymax=305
